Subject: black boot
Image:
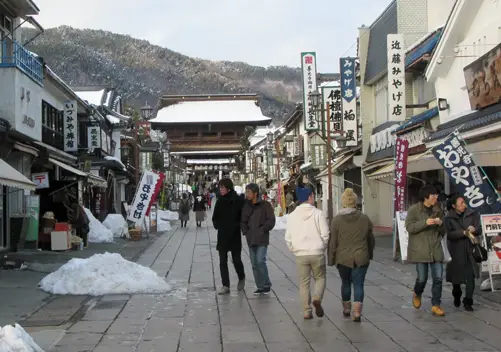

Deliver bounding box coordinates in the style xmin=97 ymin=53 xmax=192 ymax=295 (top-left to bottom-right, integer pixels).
xmin=463 ymin=298 xmax=473 ymax=311
xmin=452 ymin=285 xmax=462 ymax=308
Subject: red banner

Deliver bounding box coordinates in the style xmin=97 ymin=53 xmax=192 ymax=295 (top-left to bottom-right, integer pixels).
xmin=394 ymin=138 xmax=409 ymax=212
xmin=145 ymin=171 xmax=165 ymax=217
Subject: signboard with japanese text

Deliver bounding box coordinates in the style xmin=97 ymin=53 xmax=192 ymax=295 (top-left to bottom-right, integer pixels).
xmin=321 ymin=85 xmax=342 ymax=137
xmin=127 ymin=171 xmax=160 ymax=226
xmin=87 ymin=126 xmax=101 ymax=150
xmin=387 ymin=34 xmax=406 ymax=120
xmin=432 ymin=133 xmax=501 ymax=214
xmin=293 ymin=136 xmax=300 ymax=156
xmin=310 ymin=144 xmax=326 ymax=169
xmin=479 ymin=214 xmax=501 ymax=291
xmin=63 ymin=100 xmax=78 ymax=152
xmin=301 ymin=52 xmax=319 ymax=131
xmin=32 ymin=172 xmax=49 ymax=189
xmin=101 ymin=129 xmax=110 ymax=154
xmin=339 ymin=57 xmax=357 ymax=146
xmin=394 ymin=138 xmax=409 ymax=212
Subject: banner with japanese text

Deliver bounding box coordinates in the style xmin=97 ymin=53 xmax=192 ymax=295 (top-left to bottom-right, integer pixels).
xmin=432 ymin=132 xmax=501 ymax=214
xmin=127 ymin=171 xmax=160 ymax=226
xmin=146 ymin=171 xmax=165 ymax=217
xmin=301 ymin=52 xmax=318 ymax=131
xmin=321 ymin=85 xmax=342 ymax=137
xmin=63 ymin=100 xmax=78 ymax=152
xmin=394 ymin=138 xmax=409 ymax=212
xmin=480 ymin=214 xmax=501 ymax=292
xmin=339 ymin=57 xmax=357 ymax=146
xmin=387 ymin=34 xmax=406 ymax=120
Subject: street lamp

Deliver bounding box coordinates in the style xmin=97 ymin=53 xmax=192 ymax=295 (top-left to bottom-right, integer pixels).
xmin=165 ymin=140 xmax=172 ymax=153
xmin=140 ymin=102 xmax=153 ymax=120
xmin=333 ymin=134 xmax=348 ymax=149
xmin=266 ymin=131 xmax=274 ymax=145
xmin=308 ymin=91 xmax=322 ymax=111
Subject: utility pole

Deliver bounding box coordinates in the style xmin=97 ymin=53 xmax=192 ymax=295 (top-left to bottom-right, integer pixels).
xmin=326 ymin=110 xmax=333 ymax=224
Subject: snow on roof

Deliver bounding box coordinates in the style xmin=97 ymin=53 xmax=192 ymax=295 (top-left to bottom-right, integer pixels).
xmin=105 ymin=91 xmax=113 ymax=107
xmin=75 ymin=89 xmax=106 ymax=106
xmin=187 ymin=158 xmax=234 ymax=165
xmin=319 ymin=81 xmax=340 ymax=87
xmin=106 ymin=115 xmax=121 ymax=125
xmin=171 ymin=150 xmax=239 ymax=155
xmin=151 ymin=100 xmax=272 ymax=124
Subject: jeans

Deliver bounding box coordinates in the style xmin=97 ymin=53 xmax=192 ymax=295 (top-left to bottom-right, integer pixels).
xmin=337 ymin=264 xmax=368 ymax=303
xmin=296 ymin=255 xmax=326 ymax=312
xmin=414 ymin=262 xmax=443 ymax=306
xmin=218 ymin=249 xmax=245 ymax=288
xmin=249 ymin=245 xmax=271 ymax=289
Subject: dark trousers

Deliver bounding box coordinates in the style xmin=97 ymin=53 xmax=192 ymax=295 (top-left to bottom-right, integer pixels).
xmin=452 ymin=265 xmax=475 ymax=300
xmin=181 ymin=220 xmax=187 ymax=227
xmin=219 ymin=249 xmax=245 ymax=287
xmin=337 ymin=264 xmax=368 ymax=302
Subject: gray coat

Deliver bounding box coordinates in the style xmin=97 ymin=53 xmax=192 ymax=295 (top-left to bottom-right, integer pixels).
xmin=178 ymin=199 xmax=190 ymax=221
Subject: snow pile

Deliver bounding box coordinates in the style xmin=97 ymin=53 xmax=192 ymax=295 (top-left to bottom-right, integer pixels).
xmin=104 ymin=156 xmax=126 ymax=171
xmin=159 ymin=210 xmax=178 ymax=221
xmin=38 ymin=253 xmax=171 ymax=295
xmin=157 ymin=218 xmax=172 ymax=232
xmin=273 ymin=215 xmax=288 ymax=231
xmin=0 ymin=324 xmax=44 ymax=352
xmin=84 ymin=208 xmax=114 ymax=243
xmin=102 ymin=214 xmax=129 ymax=238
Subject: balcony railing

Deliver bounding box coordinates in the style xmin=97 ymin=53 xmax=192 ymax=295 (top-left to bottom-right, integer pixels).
xmin=42 ymin=125 xmax=64 ymax=150
xmin=0 ymin=39 xmax=44 ymax=86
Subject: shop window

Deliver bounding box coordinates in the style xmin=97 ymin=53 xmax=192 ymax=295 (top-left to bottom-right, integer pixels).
xmin=7 ymin=153 xmax=30 ymax=217
xmin=42 ymin=101 xmax=64 ymax=150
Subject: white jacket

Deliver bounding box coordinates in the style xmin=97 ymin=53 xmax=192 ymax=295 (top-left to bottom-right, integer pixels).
xmin=284 ymin=203 xmax=330 ymax=256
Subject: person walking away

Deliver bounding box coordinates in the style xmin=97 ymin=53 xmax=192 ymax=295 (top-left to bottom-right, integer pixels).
xmin=405 ymin=184 xmax=446 ymax=316
xmin=193 ymin=194 xmax=206 ymax=227
xmin=285 ymin=186 xmax=329 ymax=319
xmin=211 ymin=178 xmax=246 ymax=295
xmin=445 ymin=194 xmax=482 ymax=311
xmin=328 ymin=188 xmax=374 ymax=322
xmin=241 ymin=183 xmax=276 ymax=295
xmin=206 ymin=191 xmax=212 ymax=210
xmin=285 ymin=191 xmax=295 ymax=214
xmin=179 ymin=193 xmax=190 ymax=228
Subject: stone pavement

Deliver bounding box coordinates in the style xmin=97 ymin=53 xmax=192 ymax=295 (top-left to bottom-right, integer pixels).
xmin=25 ymin=214 xmax=501 ymax=352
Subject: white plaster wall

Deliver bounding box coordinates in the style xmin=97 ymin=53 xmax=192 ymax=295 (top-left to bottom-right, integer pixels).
xmin=427 ymin=0 xmax=456 ymax=30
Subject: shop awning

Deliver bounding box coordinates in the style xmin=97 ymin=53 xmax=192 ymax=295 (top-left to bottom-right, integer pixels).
xmin=366 ymin=151 xmax=441 ymax=180
xmin=87 ymin=174 xmax=108 ymax=188
xmin=0 ymin=159 xmax=36 ymax=191
xmin=49 ymin=158 xmax=88 ymax=177
xmin=317 ymin=152 xmax=356 ymax=178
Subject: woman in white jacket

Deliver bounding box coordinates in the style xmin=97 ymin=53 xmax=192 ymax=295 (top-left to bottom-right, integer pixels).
xmin=285 ymin=186 xmax=330 ymax=319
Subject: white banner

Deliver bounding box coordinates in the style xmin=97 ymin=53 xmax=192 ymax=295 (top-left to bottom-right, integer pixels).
xmin=321 ymin=85 xmax=342 ymax=137
xmin=301 ymin=52 xmax=318 ymax=131
xmin=87 ymin=126 xmax=101 ymax=151
xmin=127 ymin=171 xmax=160 ymax=225
xmin=339 ymin=57 xmax=358 ymax=146
xmin=387 ymin=34 xmax=406 ymax=120
xmin=245 ymin=151 xmax=251 ymax=173
xmin=63 ymin=100 xmax=78 ymax=152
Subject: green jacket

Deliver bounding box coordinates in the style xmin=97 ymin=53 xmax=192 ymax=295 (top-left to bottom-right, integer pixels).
xmin=405 ymin=202 xmax=445 ymax=263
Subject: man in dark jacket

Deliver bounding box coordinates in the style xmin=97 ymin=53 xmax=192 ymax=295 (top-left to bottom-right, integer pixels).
xmin=212 ymin=178 xmax=246 ymax=295
xmin=241 ymin=183 xmax=276 ymax=295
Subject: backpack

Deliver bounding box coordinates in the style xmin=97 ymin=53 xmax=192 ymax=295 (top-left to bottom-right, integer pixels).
xmin=180 ymin=200 xmax=190 ymax=214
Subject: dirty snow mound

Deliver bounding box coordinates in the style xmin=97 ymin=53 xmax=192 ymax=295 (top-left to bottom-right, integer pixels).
xmin=0 ymin=324 xmax=44 ymax=352
xmin=159 ymin=210 xmax=178 ymax=221
xmin=273 ymin=215 xmax=288 ymax=231
xmin=102 ymin=214 xmax=129 ymax=238
xmin=84 ymin=208 xmax=113 ymax=243
xmin=38 ymin=253 xmax=171 ymax=296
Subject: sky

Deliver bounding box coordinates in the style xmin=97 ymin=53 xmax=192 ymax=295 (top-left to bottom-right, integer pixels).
xmin=34 ymin=0 xmax=392 ymax=72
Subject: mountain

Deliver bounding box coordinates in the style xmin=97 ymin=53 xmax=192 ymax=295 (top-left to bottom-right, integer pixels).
xmin=22 ymin=26 xmax=303 ymax=122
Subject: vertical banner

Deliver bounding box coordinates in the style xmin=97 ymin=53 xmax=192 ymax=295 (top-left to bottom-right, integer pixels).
xmin=321 ymin=85 xmax=342 ymax=137
xmin=480 ymin=214 xmax=501 ymax=292
xmin=387 ymin=34 xmax=406 ymax=120
xmin=87 ymin=126 xmax=101 ymax=151
xmin=394 ymin=138 xmax=409 ymax=212
xmin=146 ymin=171 xmax=166 ymax=217
xmin=245 ymin=151 xmax=251 ymax=174
xmin=301 ymin=52 xmax=318 ymax=131
xmin=127 ymin=171 xmax=160 ymax=225
xmin=64 ymin=100 xmax=77 ymax=152
xmin=339 ymin=57 xmax=357 ymax=146
xmin=432 ymin=132 xmax=501 ymax=214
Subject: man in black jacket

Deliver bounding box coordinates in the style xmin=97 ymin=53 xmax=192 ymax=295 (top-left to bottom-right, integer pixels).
xmin=241 ymin=183 xmax=276 ymax=295
xmin=212 ymin=178 xmax=246 ymax=295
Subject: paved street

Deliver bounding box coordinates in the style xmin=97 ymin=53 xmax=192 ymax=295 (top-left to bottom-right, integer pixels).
xmin=10 ymin=215 xmax=501 ymax=352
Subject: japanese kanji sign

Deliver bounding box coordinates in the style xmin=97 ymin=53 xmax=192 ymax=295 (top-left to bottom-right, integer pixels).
xmin=339 ymin=57 xmax=358 ymax=147
xmin=387 ymin=34 xmax=406 ymax=120
xmin=310 ymin=144 xmax=327 ymax=169
xmin=394 ymin=138 xmax=409 ymax=212
xmin=301 ymin=52 xmax=319 ymax=131
xmin=432 ymin=133 xmax=501 ymax=214
xmin=63 ymin=100 xmax=77 ymax=152
xmin=127 ymin=170 xmax=160 ymax=225
xmin=87 ymin=126 xmax=101 ymax=151
xmin=321 ymin=85 xmax=342 ymax=137
xmin=480 ymin=214 xmax=501 ymax=291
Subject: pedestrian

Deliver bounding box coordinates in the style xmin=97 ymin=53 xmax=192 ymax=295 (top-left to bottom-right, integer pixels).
xmin=285 ymin=190 xmax=295 ymax=214
xmin=241 ymin=183 xmax=276 ymax=295
xmin=179 ymin=193 xmax=190 ymax=228
xmin=211 ymin=178 xmax=246 ymax=295
xmin=328 ymin=188 xmax=375 ymax=322
xmin=405 ymin=184 xmax=446 ymax=316
xmin=193 ymin=194 xmax=206 ymax=227
xmin=285 ymin=186 xmax=329 ymax=319
xmin=206 ymin=191 xmax=212 ymax=210
xmin=444 ymin=194 xmax=482 ymax=311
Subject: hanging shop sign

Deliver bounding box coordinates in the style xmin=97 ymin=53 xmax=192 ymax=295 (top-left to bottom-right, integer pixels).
xmin=32 ymin=172 xmax=49 ymax=189
xmin=369 ymin=124 xmax=399 ymax=153
xmin=101 ymin=129 xmax=110 ymax=154
xmin=63 ymin=100 xmax=78 ymax=152
xmin=398 ymin=126 xmax=429 ymax=149
xmin=321 ymin=85 xmax=342 ymax=137
xmin=480 ymin=214 xmax=501 ymax=292
xmin=301 ymin=52 xmax=318 ymax=131
xmin=127 ymin=170 xmax=160 ymax=226
xmin=245 ymin=151 xmax=251 ymax=173
xmin=87 ymin=126 xmax=101 ymax=151
xmin=339 ymin=57 xmax=358 ymax=146
xmin=394 ymin=138 xmax=409 ymax=212
xmin=387 ymin=34 xmax=406 ymax=120
xmin=310 ymin=144 xmax=327 ymax=169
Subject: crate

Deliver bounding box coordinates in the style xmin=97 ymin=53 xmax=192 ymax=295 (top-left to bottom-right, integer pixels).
xmin=129 ymin=229 xmax=142 ymax=241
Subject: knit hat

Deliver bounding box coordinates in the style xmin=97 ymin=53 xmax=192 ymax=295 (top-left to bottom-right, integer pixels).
xmin=296 ymin=186 xmax=313 ymax=204
xmin=341 ymin=188 xmax=358 ymax=208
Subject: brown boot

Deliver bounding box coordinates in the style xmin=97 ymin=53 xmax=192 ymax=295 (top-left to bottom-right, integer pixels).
xmin=342 ymin=301 xmax=351 ymax=317
xmin=352 ymin=302 xmax=363 ymax=322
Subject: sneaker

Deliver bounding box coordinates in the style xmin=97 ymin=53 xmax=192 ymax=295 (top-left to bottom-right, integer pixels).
xmin=237 ymin=279 xmax=245 ymax=291
xmin=218 ymin=286 xmax=230 ymax=295
xmin=253 ymin=289 xmax=264 ymax=295
xmin=262 ymin=287 xmax=271 ymax=295
xmin=431 ymin=305 xmax=445 ymax=316
xmin=412 ymin=293 xmax=421 ymax=309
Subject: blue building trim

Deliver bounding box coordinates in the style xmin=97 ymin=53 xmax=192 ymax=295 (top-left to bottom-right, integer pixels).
xmin=0 ymin=40 xmax=44 ymax=87
xmin=393 ymin=106 xmax=439 ymax=134
xmin=405 ymin=29 xmax=443 ymax=68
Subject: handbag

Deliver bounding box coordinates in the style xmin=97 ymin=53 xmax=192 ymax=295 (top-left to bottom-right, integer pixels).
xmin=471 ymin=243 xmax=488 ymax=263
xmin=441 ymin=235 xmax=452 ymax=264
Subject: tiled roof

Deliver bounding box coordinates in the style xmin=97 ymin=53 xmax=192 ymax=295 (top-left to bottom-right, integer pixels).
xmin=393 ymin=107 xmax=439 ymax=134
xmin=405 ymin=29 xmax=443 ymax=68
